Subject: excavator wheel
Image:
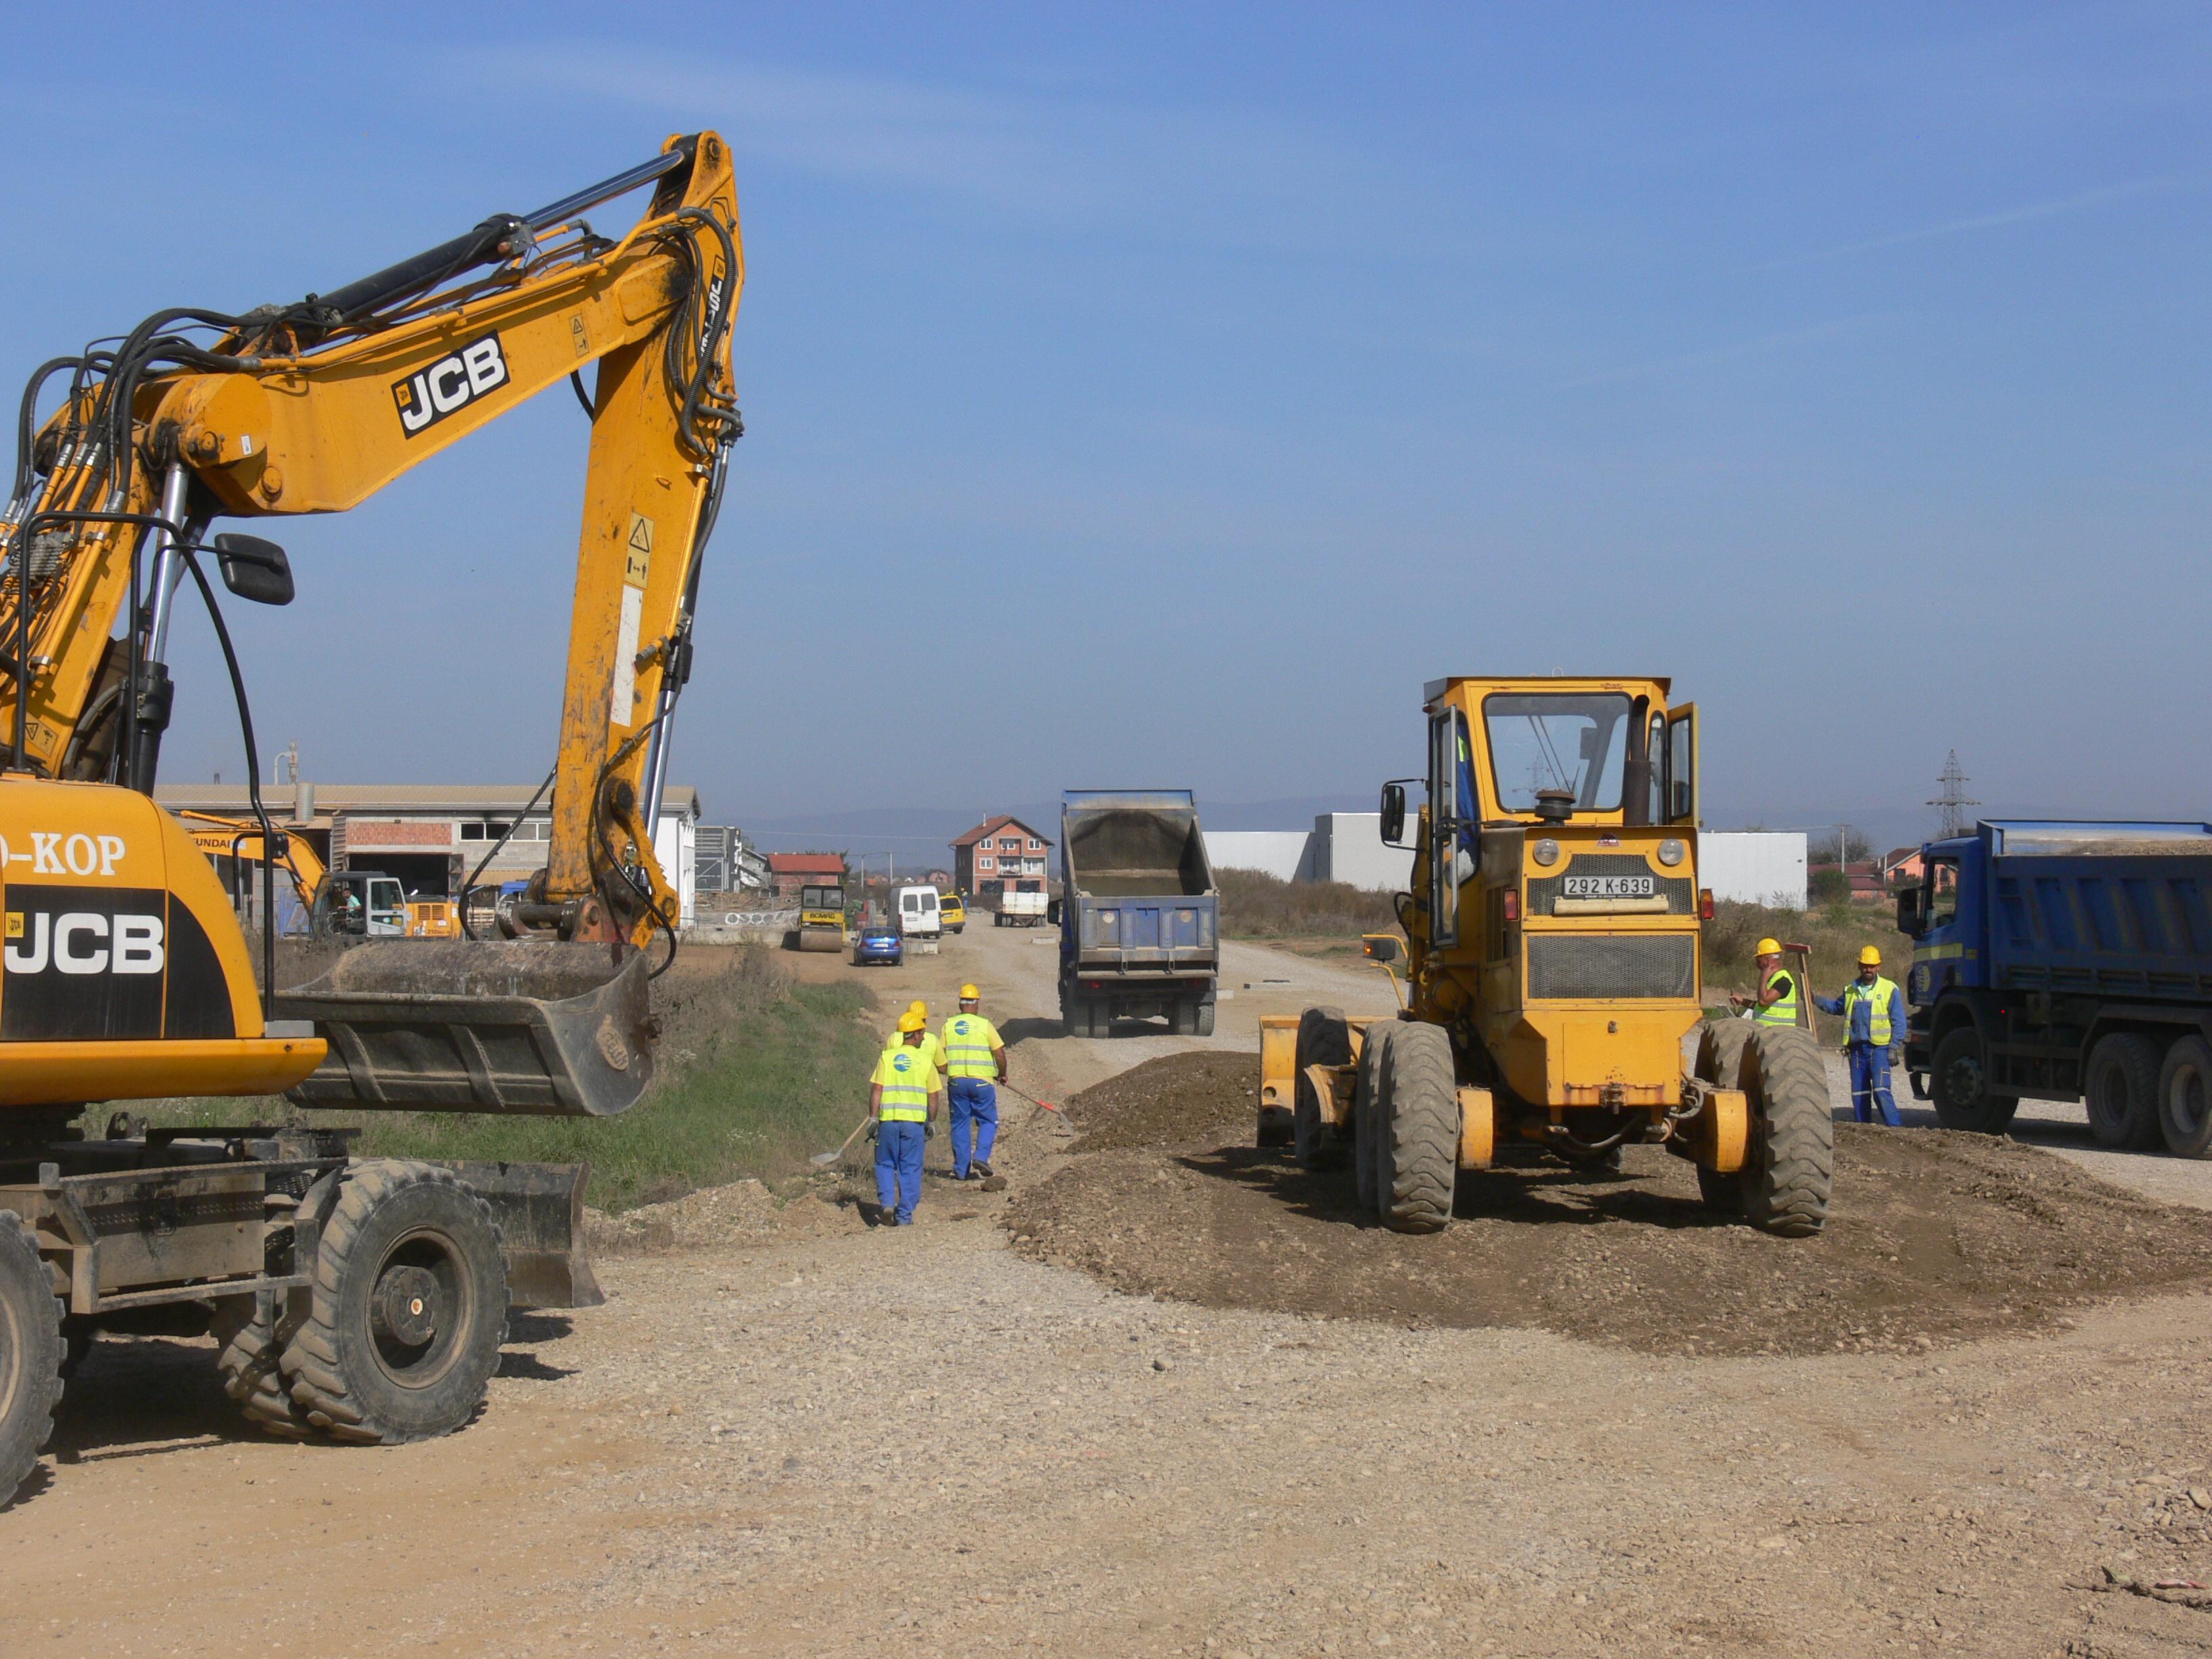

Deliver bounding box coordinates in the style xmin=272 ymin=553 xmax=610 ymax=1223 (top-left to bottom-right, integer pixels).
xmin=1378 ymin=1022 xmax=1458 ymax=1233
xmin=1293 ymin=1007 xmax=1353 ymax=1172
xmin=212 ymin=1294 xmax=318 ymax=1440
xmin=1353 ymin=1023 xmax=1393 ymax=1215
xmin=283 ymin=1162 xmax=508 ymax=1445
xmin=1695 ymin=1018 xmax=1755 ymax=1088
xmin=0 ymin=1209 xmax=64 ymax=1508
xmin=1736 ymin=1025 xmax=1833 ymax=1237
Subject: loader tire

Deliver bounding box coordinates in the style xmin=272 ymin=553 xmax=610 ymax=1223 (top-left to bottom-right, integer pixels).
xmin=1929 ymin=1026 xmax=2016 ymax=1135
xmin=1695 ymin=1019 xmax=1755 ymax=1088
xmin=2085 ymin=1033 xmax=2160 ymax=1151
xmin=1380 ymin=1022 xmax=1458 ymax=1233
xmin=282 ymin=1161 xmax=508 ymax=1445
xmin=1293 ymin=1007 xmax=1353 ymax=1172
xmin=1737 ymin=1025 xmax=1832 ymax=1237
xmin=1694 ymin=1161 xmax=1743 ymax=1216
xmin=0 ymin=1209 xmax=63 ymax=1508
xmin=211 ymin=1293 xmax=317 ymax=1440
xmin=2158 ymin=1036 xmax=2212 ymax=1160
xmin=1353 ymin=1023 xmax=1393 ymax=1216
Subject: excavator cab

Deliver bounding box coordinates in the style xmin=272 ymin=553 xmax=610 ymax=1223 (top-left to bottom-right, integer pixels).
xmin=312 ymin=870 xmax=406 ymax=938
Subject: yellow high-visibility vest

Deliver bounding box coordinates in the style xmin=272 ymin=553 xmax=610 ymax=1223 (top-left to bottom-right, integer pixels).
xmin=941 ymin=1013 xmax=1002 ymax=1079
xmin=870 ymin=1046 xmax=931 ymax=1121
xmin=1755 ymin=967 xmax=1799 ymax=1027
xmin=1841 ymin=976 xmax=1900 ymax=1047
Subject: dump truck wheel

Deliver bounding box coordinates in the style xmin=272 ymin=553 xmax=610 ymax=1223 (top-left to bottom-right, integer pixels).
xmin=0 ymin=1209 xmax=63 ymax=1508
xmin=2158 ymin=1037 xmax=2212 ymax=1159
xmin=2085 ymin=1033 xmax=2161 ymax=1150
xmin=1294 ymin=1007 xmax=1353 ymax=1172
xmin=1193 ymin=994 xmax=1216 ymax=1038
xmin=1353 ymin=1023 xmax=1393 ymax=1215
xmin=211 ymin=1294 xmax=317 ymax=1441
xmin=1695 ymin=1019 xmax=1755 ymax=1088
xmin=1737 ymin=1025 xmax=1832 ymax=1237
xmin=1170 ymin=998 xmax=1197 ymax=1037
xmin=1929 ymin=1027 xmax=2017 ymax=1134
xmin=1381 ymin=1022 xmax=1458 ymax=1233
xmin=283 ymin=1161 xmax=507 ymax=1445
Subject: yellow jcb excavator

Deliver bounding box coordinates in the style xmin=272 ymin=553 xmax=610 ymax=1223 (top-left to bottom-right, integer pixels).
xmin=0 ymin=134 xmax=743 ymax=1498
xmin=179 ymin=813 xmax=462 ymax=939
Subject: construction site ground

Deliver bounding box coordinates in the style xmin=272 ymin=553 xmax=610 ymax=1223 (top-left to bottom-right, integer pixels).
xmin=9 ymin=924 xmax=2212 ymax=1656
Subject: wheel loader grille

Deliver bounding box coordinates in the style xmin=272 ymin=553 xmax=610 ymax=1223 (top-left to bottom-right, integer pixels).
xmin=1526 ymin=933 xmax=1696 ymax=1000
xmin=1527 ymin=855 xmax=1695 ymax=916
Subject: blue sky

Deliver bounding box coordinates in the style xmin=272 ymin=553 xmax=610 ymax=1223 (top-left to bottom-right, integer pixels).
xmin=2 ymin=4 xmax=2205 ymax=842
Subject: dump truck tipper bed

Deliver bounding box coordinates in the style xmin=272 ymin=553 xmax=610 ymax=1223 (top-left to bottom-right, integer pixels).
xmin=1059 ymin=790 xmax=1219 ymax=1036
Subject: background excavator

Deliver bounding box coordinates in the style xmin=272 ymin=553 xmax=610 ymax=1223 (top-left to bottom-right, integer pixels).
xmin=0 ymin=133 xmax=743 ymax=1500
xmin=179 ymin=813 xmax=463 ymax=939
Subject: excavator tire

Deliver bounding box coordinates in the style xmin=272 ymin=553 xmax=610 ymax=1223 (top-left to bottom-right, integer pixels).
xmin=1353 ymin=1023 xmax=1394 ymax=1216
xmin=0 ymin=1209 xmax=63 ymax=1508
xmin=1695 ymin=1019 xmax=1756 ymax=1088
xmin=1380 ymin=1022 xmax=1458 ymax=1233
xmin=282 ymin=1161 xmax=508 ymax=1445
xmin=1293 ymin=1007 xmax=1353 ymax=1172
xmin=1737 ymin=1025 xmax=1832 ymax=1237
xmin=211 ymin=1294 xmax=317 ymax=1441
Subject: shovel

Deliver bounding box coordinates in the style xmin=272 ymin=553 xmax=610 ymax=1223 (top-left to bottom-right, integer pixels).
xmin=811 ymin=1113 xmax=876 ymax=1168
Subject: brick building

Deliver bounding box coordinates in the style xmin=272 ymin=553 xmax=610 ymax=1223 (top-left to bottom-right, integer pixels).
xmin=767 ymin=853 xmax=846 ymax=900
xmin=951 ymin=815 xmax=1052 ymax=895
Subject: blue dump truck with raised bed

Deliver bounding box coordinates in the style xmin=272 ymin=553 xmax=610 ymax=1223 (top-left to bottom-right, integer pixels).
xmin=1059 ymin=790 xmax=1220 ymax=1038
xmin=1896 ymin=820 xmax=2212 ymax=1155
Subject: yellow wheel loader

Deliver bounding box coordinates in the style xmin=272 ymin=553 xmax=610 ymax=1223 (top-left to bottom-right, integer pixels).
xmin=0 ymin=134 xmax=744 ymax=1499
xmin=1258 ymin=676 xmax=1831 ymax=1237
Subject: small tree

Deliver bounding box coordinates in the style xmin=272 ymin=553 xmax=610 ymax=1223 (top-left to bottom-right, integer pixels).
xmin=1809 ymin=866 xmax=1853 ymax=904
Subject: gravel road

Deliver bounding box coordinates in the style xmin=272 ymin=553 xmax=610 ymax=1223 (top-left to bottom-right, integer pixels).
xmin=7 ymin=923 xmax=2211 ymax=1656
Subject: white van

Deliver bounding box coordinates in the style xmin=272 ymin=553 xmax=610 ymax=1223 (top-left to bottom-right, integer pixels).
xmin=896 ymin=884 xmax=942 ymax=939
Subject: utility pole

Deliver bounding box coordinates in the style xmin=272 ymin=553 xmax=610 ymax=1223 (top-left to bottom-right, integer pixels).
xmin=1929 ymin=751 xmax=1978 ymax=839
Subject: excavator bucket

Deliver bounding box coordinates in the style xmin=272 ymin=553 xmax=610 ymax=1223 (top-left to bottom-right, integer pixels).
xmin=273 ymin=941 xmax=655 ymax=1118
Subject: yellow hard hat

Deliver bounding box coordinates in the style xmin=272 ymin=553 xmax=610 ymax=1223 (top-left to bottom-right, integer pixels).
xmin=897 ymin=1009 xmax=926 ymax=1033
xmin=959 ymin=983 xmax=980 ymax=1001
xmin=906 ymin=1000 xmax=926 ymax=1016
xmin=1858 ymin=945 xmax=1883 ymax=966
xmin=1755 ymin=937 xmax=1782 ymax=958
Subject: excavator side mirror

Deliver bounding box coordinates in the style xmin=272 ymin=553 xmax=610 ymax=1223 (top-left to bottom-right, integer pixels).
xmin=213 ymin=534 xmax=295 ymax=607
xmin=1379 ymin=782 xmax=1408 ymax=847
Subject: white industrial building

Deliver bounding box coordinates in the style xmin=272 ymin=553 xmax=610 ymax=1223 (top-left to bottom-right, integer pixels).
xmin=1206 ymin=819 xmax=1806 ymax=908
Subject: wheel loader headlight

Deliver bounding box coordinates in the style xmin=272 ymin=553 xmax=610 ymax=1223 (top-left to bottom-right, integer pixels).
xmin=1658 ymin=838 xmax=1685 ymax=867
xmin=1532 ymin=838 xmax=1560 ymax=867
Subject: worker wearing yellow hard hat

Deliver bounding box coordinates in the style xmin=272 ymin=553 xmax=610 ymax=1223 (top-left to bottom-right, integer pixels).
xmin=868 ymin=1008 xmax=944 ymax=1225
xmin=1814 ymin=944 xmax=1907 ymax=1126
xmin=940 ymin=983 xmax=1008 ymax=1181
xmin=1727 ymin=937 xmax=1800 ymax=1028
xmin=886 ymin=999 xmax=947 ymax=1082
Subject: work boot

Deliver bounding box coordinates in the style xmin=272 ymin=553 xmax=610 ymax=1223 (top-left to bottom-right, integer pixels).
xmin=973 ymin=1160 xmax=994 ymax=1179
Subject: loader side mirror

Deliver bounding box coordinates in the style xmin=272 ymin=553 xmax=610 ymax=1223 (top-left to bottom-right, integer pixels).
xmin=1379 ymin=782 xmax=1408 ymax=847
xmin=1363 ymin=934 xmax=1401 ymax=964
xmin=212 ymin=534 xmax=295 ymax=607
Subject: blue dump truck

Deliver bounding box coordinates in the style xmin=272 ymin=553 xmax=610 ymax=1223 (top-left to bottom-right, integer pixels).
xmin=1059 ymin=790 xmax=1220 ymax=1038
xmin=1897 ymin=820 xmax=2212 ymax=1155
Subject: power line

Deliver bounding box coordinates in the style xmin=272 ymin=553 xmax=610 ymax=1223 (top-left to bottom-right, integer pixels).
xmin=1928 ymin=750 xmax=1979 ymax=839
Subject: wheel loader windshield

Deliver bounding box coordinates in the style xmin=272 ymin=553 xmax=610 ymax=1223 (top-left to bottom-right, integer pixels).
xmin=1483 ymin=693 xmax=1632 ymax=813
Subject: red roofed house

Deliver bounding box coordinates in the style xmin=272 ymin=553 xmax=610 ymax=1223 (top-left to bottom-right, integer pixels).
xmin=951 ymin=815 xmax=1052 ymax=896
xmin=768 ymin=852 xmax=845 ymax=900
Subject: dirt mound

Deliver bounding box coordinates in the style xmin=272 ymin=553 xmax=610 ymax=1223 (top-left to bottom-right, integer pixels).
xmin=1010 ymin=1055 xmax=2212 ymax=1357
xmin=1061 ymin=1051 xmax=1258 ymax=1152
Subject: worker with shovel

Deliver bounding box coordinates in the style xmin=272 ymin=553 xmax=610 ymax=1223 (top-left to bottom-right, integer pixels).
xmin=869 ymin=1010 xmax=943 ymax=1225
xmin=941 ymin=983 xmax=1008 ymax=1181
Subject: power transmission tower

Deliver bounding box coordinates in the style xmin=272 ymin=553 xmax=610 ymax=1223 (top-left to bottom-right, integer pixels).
xmin=1929 ymin=750 xmax=1978 ymax=838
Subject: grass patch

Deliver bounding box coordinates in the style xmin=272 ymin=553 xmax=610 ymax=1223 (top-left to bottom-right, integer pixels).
xmin=1217 ymin=867 xmax=1399 ymax=939
xmin=126 ymin=946 xmax=878 ymax=1213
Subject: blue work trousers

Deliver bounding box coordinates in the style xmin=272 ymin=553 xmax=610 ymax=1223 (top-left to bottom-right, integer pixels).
xmin=948 ymin=1078 xmax=999 ymax=1176
xmin=874 ymin=1120 xmax=925 ymax=1223
xmin=1847 ymin=1043 xmax=1902 ymax=1126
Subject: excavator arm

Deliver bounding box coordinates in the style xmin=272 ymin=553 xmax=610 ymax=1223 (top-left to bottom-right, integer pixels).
xmin=0 ymin=135 xmax=744 ymax=1120
xmin=0 ymin=131 xmax=741 ymax=947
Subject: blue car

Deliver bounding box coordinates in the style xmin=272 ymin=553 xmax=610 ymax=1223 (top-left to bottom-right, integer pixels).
xmin=851 ymin=920 xmax=903 ymax=966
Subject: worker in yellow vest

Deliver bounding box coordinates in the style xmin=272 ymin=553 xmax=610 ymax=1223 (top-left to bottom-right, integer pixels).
xmin=869 ymin=1010 xmax=943 ymax=1225
xmin=888 ymin=1000 xmax=947 ymax=1080
xmin=940 ymin=983 xmax=1008 ymax=1181
xmin=1727 ymin=938 xmax=1801 ymax=1027
xmin=1815 ymin=945 xmax=1907 ymax=1126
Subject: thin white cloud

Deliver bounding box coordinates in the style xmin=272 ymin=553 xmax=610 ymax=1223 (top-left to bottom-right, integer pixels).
xmin=1749 ymin=174 xmax=2198 ymax=271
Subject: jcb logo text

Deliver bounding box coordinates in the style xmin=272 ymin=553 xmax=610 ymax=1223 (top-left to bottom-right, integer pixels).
xmin=393 ymin=334 xmax=510 ymax=438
